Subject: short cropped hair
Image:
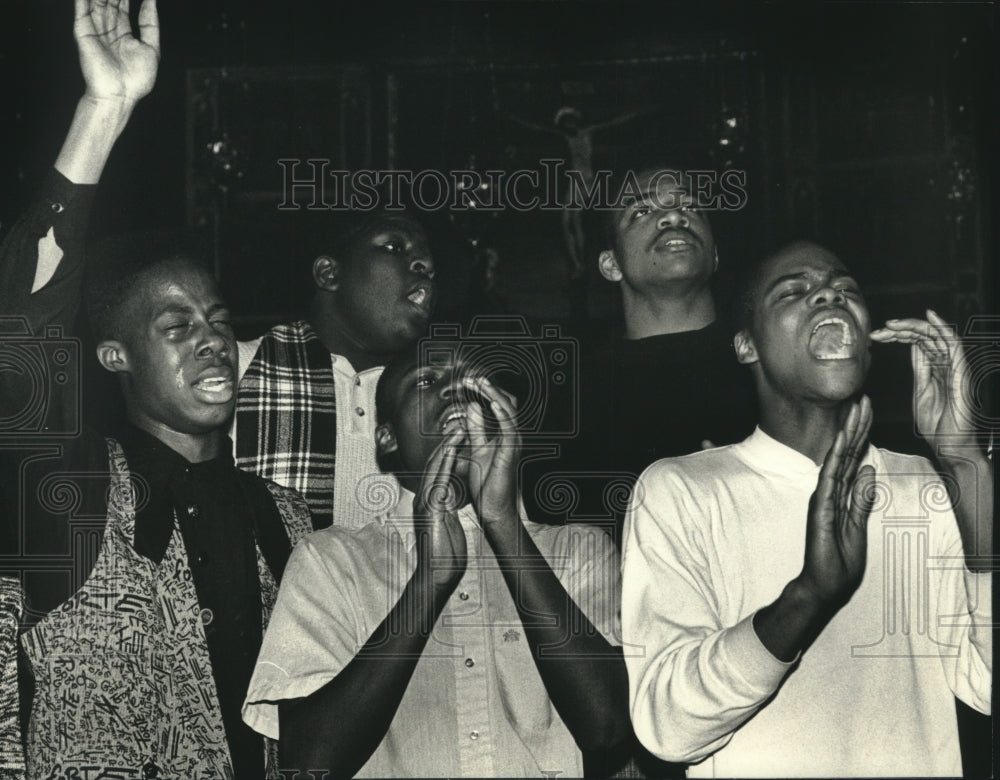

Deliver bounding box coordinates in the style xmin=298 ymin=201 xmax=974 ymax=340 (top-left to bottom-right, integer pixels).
xmin=375 ymin=347 xmax=414 ymax=429
xmin=373 ymin=345 xmax=421 ymax=475
xmin=733 ymin=253 xmax=768 ymax=334
xmin=598 ymin=163 xmax=708 ymax=254
xmin=84 ymin=229 xmax=213 ymax=343
xmin=295 ymin=207 xmax=425 ymax=268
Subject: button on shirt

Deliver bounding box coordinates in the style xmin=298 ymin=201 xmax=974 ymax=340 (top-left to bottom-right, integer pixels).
xmin=115 ymin=425 xmax=266 ymax=780
xmin=243 ymin=486 xmax=621 ymax=777
xmin=0 ymin=171 xmax=292 ymax=779
xmin=235 ymin=340 xmax=383 ymax=530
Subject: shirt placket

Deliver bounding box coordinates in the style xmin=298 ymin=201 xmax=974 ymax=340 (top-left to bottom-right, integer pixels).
xmin=451 ymin=516 xmax=497 ymax=777
xmin=332 ymin=360 xmax=381 ymax=529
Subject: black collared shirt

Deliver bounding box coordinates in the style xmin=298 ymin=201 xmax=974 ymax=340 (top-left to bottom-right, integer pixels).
xmin=0 ymin=171 xmax=274 ymax=778
xmin=115 ymin=425 xmax=266 ymax=780
xmin=5 ymin=423 xmax=270 ymax=779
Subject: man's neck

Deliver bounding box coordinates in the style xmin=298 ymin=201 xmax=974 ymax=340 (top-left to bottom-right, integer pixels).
xmin=757 ymin=393 xmax=853 ymax=466
xmin=126 ymin=412 xmax=223 ymax=463
xmin=308 ymin=302 xmax=393 ymax=373
xmin=621 ymin=286 xmax=716 ymax=340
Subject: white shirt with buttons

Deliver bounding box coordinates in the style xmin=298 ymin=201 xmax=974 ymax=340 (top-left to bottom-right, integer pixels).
xmin=243 ymin=484 xmax=622 ymax=777
xmin=234 ymin=338 xmax=383 ymax=530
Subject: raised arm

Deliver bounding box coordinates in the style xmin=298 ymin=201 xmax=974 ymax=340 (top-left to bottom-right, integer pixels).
xmin=464 ymin=376 xmax=631 ymax=754
xmin=57 ymin=0 xmax=160 ymax=184
xmin=870 ymin=310 xmax=993 ymax=571
xmin=278 ymin=430 xmax=468 ymax=779
xmin=0 ymin=0 xmax=159 ymax=325
xmin=0 ymin=0 xmax=158 ymax=421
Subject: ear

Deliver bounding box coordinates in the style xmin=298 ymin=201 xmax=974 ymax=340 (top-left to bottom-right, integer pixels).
xmin=714 ymin=246 xmax=719 ymax=271
xmin=375 ymin=422 xmax=398 ymax=456
xmin=312 ymin=255 xmax=340 ymax=292
xmin=598 ymin=249 xmax=622 ymax=283
xmin=96 ymin=340 xmax=130 ymax=374
xmin=733 ymin=330 xmax=758 ymax=365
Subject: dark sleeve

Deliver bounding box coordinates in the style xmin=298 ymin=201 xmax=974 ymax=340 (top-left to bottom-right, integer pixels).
xmin=0 ymin=169 xmax=97 ymax=336
xmin=0 ymin=169 xmax=97 ymax=444
xmin=0 ymin=169 xmax=105 ymax=621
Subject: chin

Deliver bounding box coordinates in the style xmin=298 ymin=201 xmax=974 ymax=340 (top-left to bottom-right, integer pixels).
xmin=382 ymin=325 xmax=425 ymax=352
xmin=811 ymin=376 xmax=865 ymax=403
xmin=650 ymin=262 xmax=712 ymax=285
xmin=186 ymin=407 xmax=234 ymax=433
xmin=407 ymin=311 xmax=432 ymax=334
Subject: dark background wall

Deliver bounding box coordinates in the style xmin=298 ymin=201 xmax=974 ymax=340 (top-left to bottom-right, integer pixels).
xmin=0 ymin=2 xmax=995 ymax=772
xmin=2 ymin=0 xmax=995 ymax=452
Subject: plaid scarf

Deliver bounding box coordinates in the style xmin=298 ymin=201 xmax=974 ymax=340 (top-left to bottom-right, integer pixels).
xmin=236 ymin=321 xmax=336 ymax=529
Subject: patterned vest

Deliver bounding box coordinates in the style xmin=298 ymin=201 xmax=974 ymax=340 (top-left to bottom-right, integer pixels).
xmin=0 ymin=577 xmax=25 ymax=779
xmin=21 ymin=438 xmax=312 ymax=780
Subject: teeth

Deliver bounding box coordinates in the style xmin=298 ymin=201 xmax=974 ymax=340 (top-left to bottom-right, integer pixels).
xmin=408 ymin=289 xmax=426 ymax=306
xmin=811 ymin=317 xmax=853 ymax=345
xmin=440 ymin=410 xmax=467 ymax=430
xmin=809 ymin=318 xmax=856 ymax=360
xmin=195 ymin=377 xmax=231 ymax=392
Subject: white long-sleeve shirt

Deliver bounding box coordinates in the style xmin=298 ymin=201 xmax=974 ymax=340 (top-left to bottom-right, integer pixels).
xmin=622 ymin=428 xmax=991 ymax=777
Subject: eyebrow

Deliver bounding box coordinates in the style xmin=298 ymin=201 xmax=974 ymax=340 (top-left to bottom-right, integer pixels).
xmin=765 ymin=271 xmax=811 ymax=294
xmin=153 ymin=302 xmax=229 ymax=319
xmin=372 ymin=222 xmax=425 ymax=238
xmin=621 ymin=186 xmax=688 ymax=208
xmin=765 ymin=269 xmax=854 ymax=295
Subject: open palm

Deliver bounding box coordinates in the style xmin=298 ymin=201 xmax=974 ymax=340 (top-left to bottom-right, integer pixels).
xmin=799 ymin=397 xmax=876 ymax=608
xmin=75 ymin=0 xmax=160 ymax=103
xmin=870 ymin=310 xmax=976 ymax=449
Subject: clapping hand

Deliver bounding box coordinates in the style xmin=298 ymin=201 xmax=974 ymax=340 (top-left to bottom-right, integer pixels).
xmin=462 ymin=377 xmax=521 ymax=530
xmin=870 ymin=310 xmax=978 ymax=453
xmin=797 ymin=396 xmax=877 ymax=608
xmin=412 ymin=428 xmax=468 ymax=590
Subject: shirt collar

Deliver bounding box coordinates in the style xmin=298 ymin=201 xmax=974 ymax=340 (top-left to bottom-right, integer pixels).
xmin=738 ymin=426 xmax=877 ymax=480
xmin=739 ymin=426 xmax=824 ymax=479
xmin=113 ymin=423 xmax=237 ymax=563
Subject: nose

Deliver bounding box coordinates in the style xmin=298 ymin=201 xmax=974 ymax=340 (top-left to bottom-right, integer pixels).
xmin=410 ymin=252 xmax=435 ymax=279
xmin=657 ymin=209 xmax=689 ymax=230
xmin=195 ymin=321 xmax=230 ymax=359
xmin=809 ymin=284 xmax=846 ymax=307
xmin=438 ymin=374 xmax=464 ymax=401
